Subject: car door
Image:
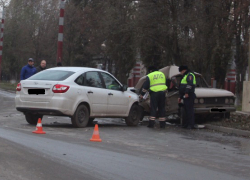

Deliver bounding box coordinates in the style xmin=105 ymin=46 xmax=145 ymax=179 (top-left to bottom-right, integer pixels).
xmin=82 ymin=71 xmax=108 ymax=116
xmin=100 ymin=72 xmax=129 ymax=115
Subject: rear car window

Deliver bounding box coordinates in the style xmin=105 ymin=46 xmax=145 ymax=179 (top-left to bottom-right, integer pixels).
xmin=75 ymin=73 xmax=85 ymax=85
xmin=28 ymin=70 xmax=75 ymax=81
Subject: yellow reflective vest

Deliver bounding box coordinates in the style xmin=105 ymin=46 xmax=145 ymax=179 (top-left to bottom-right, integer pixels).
xmin=181 ymin=72 xmax=196 ymax=85
xmin=147 ymin=71 xmax=168 ymax=92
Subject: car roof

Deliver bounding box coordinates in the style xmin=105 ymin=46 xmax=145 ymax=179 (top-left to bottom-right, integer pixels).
xmin=159 ymin=65 xmax=201 ymax=78
xmin=46 ymin=67 xmax=106 ymax=73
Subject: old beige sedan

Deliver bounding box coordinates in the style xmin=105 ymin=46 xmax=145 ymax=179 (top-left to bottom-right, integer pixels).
xmin=131 ymin=65 xmax=236 ymax=122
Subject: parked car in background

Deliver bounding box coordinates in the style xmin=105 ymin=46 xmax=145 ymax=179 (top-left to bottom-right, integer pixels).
xmin=15 ymin=67 xmax=142 ymax=128
xmin=131 ymin=65 xmax=236 ymax=123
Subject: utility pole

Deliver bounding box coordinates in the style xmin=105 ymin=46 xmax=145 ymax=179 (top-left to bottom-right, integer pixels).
xmin=242 ymin=30 xmax=250 ymax=112
xmin=0 ymin=7 xmax=5 ymax=81
xmin=248 ymin=30 xmax=250 ymax=81
xmin=57 ymin=0 xmax=65 ymax=64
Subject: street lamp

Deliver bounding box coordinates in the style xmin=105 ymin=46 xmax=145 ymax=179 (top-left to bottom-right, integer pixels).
xmin=101 ymin=43 xmax=107 ymax=70
xmin=248 ymin=30 xmax=250 ymax=81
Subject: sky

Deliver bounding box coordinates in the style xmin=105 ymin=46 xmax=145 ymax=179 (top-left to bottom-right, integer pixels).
xmin=0 ymin=0 xmax=10 ymax=18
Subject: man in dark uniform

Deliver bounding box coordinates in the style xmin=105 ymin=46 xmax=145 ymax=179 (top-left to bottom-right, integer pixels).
xmin=178 ymin=65 xmax=197 ymax=129
xmin=140 ymin=66 xmax=168 ymax=128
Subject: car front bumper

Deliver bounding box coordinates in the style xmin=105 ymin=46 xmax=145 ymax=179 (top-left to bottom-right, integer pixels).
xmin=194 ymin=107 xmax=236 ymax=113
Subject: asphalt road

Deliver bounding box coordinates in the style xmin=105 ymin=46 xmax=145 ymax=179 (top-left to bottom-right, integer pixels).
xmin=0 ymin=89 xmax=249 ymax=180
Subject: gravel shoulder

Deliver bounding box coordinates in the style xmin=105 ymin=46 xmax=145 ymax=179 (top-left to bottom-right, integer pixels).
xmin=209 ymin=111 xmax=250 ymax=132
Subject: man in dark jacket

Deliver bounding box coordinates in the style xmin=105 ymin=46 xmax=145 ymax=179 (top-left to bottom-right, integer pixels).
xmin=20 ymin=58 xmax=37 ymax=80
xmin=36 ymin=60 xmax=47 ymax=73
xmin=178 ymin=65 xmax=197 ymax=129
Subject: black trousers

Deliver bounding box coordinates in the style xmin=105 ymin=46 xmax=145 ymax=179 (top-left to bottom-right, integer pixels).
xmin=150 ymin=91 xmax=165 ymax=118
xmin=183 ymin=93 xmax=196 ymax=127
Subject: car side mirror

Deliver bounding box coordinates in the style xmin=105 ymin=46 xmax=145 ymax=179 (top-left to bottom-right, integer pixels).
xmin=122 ymin=85 xmax=127 ymax=91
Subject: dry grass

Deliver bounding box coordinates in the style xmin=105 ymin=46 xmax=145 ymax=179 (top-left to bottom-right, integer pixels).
xmin=0 ymin=82 xmax=18 ymax=92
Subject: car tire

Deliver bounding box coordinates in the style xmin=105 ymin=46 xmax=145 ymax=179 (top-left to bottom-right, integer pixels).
xmin=125 ymin=104 xmax=143 ymax=126
xmin=25 ymin=113 xmax=43 ymax=125
xmin=71 ymin=104 xmax=89 ymax=128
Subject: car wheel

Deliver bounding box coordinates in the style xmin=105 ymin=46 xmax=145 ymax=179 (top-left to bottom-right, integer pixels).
xmin=71 ymin=104 xmax=89 ymax=128
xmin=25 ymin=113 xmax=43 ymax=125
xmin=125 ymin=104 xmax=143 ymax=126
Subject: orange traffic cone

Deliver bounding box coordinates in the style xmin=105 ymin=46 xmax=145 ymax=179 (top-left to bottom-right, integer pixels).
xmin=32 ymin=118 xmax=46 ymax=134
xmin=90 ymin=124 xmax=102 ymax=142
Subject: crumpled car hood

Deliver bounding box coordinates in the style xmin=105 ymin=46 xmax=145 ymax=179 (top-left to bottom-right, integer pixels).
xmin=195 ymin=88 xmax=234 ymax=98
xmin=134 ymin=65 xmax=202 ymax=90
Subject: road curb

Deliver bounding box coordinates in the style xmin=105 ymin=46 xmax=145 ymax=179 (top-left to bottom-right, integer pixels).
xmin=235 ymin=111 xmax=250 ymax=115
xmin=205 ymin=124 xmax=250 ymax=137
xmin=0 ymin=88 xmax=15 ymax=93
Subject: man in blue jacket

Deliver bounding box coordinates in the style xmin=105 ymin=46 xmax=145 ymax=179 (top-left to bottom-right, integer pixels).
xmin=20 ymin=58 xmax=37 ymax=80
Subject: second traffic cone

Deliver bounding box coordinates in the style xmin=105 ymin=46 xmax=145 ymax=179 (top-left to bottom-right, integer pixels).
xmin=32 ymin=118 xmax=46 ymax=134
xmin=90 ymin=124 xmax=102 ymax=142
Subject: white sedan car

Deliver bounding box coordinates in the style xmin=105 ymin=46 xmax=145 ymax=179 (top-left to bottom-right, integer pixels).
xmin=15 ymin=67 xmax=142 ymax=128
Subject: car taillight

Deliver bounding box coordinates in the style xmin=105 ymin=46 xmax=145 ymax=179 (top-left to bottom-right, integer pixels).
xmin=16 ymin=83 xmax=21 ymax=91
xmin=52 ymin=84 xmax=70 ymax=93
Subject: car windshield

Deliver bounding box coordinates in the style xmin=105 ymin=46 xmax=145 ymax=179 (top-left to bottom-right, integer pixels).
xmin=170 ymin=74 xmax=209 ymax=90
xmin=195 ymin=75 xmax=209 ymax=88
xmin=28 ymin=70 xmax=75 ymax=81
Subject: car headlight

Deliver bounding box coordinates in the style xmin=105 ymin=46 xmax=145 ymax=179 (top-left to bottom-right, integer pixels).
xmin=199 ymin=98 xmax=204 ymax=104
xmin=194 ymin=99 xmax=198 ymax=104
xmin=225 ymin=98 xmax=229 ymax=104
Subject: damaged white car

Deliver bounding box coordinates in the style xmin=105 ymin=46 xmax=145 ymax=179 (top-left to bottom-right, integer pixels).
xmin=131 ymin=65 xmax=236 ymax=123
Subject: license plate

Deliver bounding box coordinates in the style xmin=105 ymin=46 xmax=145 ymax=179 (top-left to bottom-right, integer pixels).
xmin=210 ymin=108 xmax=226 ymax=112
xmin=28 ymin=89 xmax=45 ymax=95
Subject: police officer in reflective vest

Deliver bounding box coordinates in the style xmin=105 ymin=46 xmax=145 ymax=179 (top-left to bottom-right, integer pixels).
xmin=178 ymin=65 xmax=197 ymax=129
xmin=140 ymin=66 xmax=168 ymax=128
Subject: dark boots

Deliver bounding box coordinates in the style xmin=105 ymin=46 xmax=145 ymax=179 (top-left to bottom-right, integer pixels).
xmin=147 ymin=120 xmax=155 ymax=128
xmin=160 ymin=121 xmax=166 ymax=128
xmin=147 ymin=120 xmax=165 ymax=128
